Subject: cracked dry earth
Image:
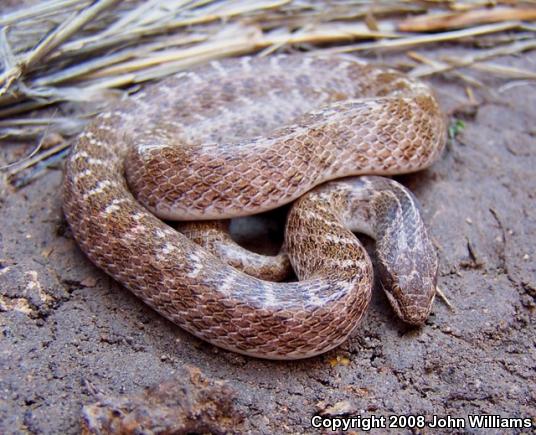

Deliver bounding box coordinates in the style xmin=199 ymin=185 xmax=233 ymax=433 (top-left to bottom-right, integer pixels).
xmin=1 ymin=49 xmax=535 ymax=434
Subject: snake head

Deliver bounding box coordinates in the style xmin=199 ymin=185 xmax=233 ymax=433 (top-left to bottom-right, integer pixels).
xmin=378 ymin=246 xmax=439 ymax=326
xmin=382 ymin=269 xmax=437 ymax=325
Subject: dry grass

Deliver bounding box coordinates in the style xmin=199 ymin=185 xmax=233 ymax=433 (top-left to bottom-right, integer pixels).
xmin=1 ymin=0 xmax=535 ymax=180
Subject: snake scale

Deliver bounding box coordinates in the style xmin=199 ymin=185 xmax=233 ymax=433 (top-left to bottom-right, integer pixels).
xmin=63 ymin=54 xmax=446 ymax=359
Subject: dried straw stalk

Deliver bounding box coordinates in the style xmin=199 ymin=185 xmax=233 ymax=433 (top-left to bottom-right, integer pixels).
xmin=0 ymin=0 xmax=535 ymax=179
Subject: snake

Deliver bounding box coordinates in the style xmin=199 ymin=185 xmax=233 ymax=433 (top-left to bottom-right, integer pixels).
xmin=63 ymin=54 xmax=446 ymax=360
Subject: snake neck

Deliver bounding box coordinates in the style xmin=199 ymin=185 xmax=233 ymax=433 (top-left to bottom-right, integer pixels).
xmin=296 ymin=176 xmax=438 ymax=325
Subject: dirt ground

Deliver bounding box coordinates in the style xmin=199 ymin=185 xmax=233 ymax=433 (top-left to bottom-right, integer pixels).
xmin=1 ymin=48 xmax=535 ymax=434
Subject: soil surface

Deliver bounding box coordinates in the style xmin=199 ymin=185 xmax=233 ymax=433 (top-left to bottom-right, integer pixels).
xmin=1 ymin=48 xmax=535 ymax=434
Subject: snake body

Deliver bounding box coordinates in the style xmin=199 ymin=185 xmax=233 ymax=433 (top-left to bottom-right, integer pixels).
xmin=63 ymin=54 xmax=446 ymax=359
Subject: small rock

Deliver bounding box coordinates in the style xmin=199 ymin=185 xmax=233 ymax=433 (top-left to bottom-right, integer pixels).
xmin=81 ymin=366 xmax=243 ymax=434
xmin=316 ymin=399 xmax=358 ymax=417
xmin=81 ymin=276 xmax=97 ymax=288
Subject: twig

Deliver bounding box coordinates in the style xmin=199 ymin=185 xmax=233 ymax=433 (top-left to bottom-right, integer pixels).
xmin=9 ymin=146 xmax=71 ymax=188
xmin=411 ymin=39 xmax=536 ymax=77
xmin=449 ymin=59 xmax=536 ymax=80
xmin=0 ymin=0 xmax=91 ymax=25
xmin=0 ymin=0 xmax=121 ymax=95
xmin=328 ymin=21 xmax=525 ymax=53
xmin=3 ymin=140 xmax=70 ymax=175
xmin=407 ymin=51 xmax=485 ymax=88
xmin=436 ymin=287 xmax=455 ymax=311
xmin=399 ymin=7 xmax=536 ymax=32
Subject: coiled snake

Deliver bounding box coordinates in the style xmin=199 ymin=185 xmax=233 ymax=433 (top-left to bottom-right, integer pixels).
xmin=63 ymin=54 xmax=446 ymax=359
